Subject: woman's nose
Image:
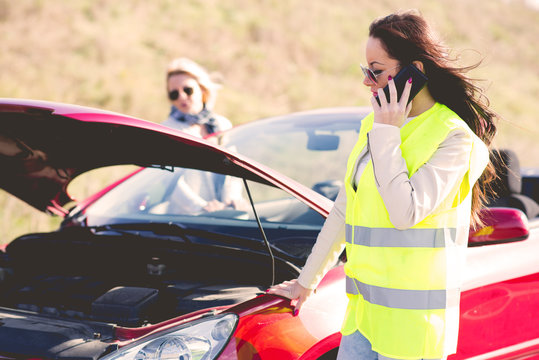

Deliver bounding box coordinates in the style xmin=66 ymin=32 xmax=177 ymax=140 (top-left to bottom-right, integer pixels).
xmin=363 ymin=75 xmax=375 ymax=87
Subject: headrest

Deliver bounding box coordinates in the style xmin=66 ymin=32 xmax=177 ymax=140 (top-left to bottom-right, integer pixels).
xmin=490 ymin=149 xmax=522 ymax=197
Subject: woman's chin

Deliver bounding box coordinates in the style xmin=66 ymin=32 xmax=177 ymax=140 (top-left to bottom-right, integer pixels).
xmin=178 ymin=106 xmax=193 ymax=113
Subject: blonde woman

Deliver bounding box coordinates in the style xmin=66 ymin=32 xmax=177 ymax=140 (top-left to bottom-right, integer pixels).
xmin=160 ymin=58 xmax=239 ymax=214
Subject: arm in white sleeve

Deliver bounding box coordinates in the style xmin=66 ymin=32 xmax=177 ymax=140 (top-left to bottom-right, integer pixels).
xmin=297 ymin=185 xmax=347 ymax=289
xmin=172 ymin=175 xmax=208 ymax=213
xmin=221 ymin=175 xmax=245 ymax=204
xmin=368 ymin=127 xmax=472 ymax=229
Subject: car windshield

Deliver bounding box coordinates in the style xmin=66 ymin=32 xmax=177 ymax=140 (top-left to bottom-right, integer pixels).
xmin=78 ymin=166 xmax=324 ymax=260
xmin=217 ymin=110 xmax=364 ymax=200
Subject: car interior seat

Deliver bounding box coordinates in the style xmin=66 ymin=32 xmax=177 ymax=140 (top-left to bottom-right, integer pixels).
xmin=486 ymin=149 xmax=539 ymax=219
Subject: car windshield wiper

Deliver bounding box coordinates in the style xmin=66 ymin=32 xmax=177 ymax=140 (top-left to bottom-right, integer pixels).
xmin=86 ymin=221 xmax=301 ymax=276
xmin=88 ymin=222 xmax=278 ymax=254
xmin=90 ymin=222 xmax=192 ymax=242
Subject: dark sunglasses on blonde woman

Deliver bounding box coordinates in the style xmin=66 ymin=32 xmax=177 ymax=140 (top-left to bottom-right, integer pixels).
xmin=168 ymin=86 xmax=194 ymax=101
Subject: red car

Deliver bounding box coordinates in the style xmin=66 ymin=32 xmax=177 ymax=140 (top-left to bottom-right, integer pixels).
xmin=0 ymin=99 xmax=537 ymax=360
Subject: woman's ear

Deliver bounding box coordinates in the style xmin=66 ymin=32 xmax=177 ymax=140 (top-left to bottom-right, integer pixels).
xmin=412 ymin=60 xmax=425 ymax=73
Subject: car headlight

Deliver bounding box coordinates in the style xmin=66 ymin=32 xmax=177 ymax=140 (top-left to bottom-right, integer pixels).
xmin=102 ymin=313 xmax=238 ymax=360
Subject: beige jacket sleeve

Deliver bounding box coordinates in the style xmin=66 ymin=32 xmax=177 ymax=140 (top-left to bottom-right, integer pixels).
xmin=297 ymin=126 xmax=472 ymax=289
xmin=368 ymin=126 xmax=472 ymax=229
xmin=297 ymin=186 xmax=347 ymax=289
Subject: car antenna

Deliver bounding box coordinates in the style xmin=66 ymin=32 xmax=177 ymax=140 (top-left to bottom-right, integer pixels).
xmin=242 ymin=178 xmax=275 ymax=286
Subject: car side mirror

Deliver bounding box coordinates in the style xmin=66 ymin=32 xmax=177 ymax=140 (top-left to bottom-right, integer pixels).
xmin=468 ymin=207 xmax=529 ymax=247
xmin=307 ymin=132 xmax=340 ymax=151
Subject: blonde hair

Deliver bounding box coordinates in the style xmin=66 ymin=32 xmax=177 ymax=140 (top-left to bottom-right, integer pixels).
xmin=166 ymin=57 xmax=221 ymax=109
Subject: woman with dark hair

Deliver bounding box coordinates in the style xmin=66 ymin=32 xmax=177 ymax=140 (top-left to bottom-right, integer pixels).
xmin=268 ymin=9 xmax=497 ymax=360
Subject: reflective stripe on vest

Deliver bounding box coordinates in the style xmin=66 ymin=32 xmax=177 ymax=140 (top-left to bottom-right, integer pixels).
xmin=345 ymin=224 xmax=457 ymax=248
xmin=345 ymin=276 xmax=460 ymax=310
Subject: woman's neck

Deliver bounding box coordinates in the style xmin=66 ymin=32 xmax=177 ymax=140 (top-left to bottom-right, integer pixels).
xmin=409 ymin=87 xmax=436 ymax=117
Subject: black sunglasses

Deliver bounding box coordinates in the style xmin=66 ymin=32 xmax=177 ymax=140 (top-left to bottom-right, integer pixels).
xmin=360 ymin=64 xmax=400 ymax=83
xmin=168 ymin=86 xmax=194 ymax=100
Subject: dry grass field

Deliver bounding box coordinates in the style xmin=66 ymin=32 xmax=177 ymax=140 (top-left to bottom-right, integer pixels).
xmin=1 ymin=0 xmax=538 ymax=243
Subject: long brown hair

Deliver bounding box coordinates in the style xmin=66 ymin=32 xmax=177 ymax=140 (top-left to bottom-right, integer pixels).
xmin=369 ymin=10 xmax=498 ymax=228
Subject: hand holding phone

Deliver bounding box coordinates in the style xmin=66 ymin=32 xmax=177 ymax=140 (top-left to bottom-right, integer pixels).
xmin=375 ymin=64 xmax=428 ymax=106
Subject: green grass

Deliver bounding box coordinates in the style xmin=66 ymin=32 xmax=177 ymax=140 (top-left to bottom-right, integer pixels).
xmin=1 ymin=0 xmax=538 ymax=244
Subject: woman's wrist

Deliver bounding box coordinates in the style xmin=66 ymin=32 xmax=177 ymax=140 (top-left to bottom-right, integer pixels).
xmin=296 ymin=276 xmax=315 ymax=291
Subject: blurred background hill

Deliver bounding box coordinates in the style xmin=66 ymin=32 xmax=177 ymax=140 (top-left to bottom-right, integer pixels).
xmin=1 ymin=0 xmax=538 ymax=243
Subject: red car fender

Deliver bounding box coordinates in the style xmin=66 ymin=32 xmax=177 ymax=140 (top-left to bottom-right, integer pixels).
xmin=217 ymin=267 xmax=348 ymax=360
xmin=298 ymin=332 xmax=342 ymax=360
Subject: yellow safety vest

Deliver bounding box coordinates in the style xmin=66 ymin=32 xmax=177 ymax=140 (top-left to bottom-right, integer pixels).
xmin=342 ymin=103 xmax=489 ymax=359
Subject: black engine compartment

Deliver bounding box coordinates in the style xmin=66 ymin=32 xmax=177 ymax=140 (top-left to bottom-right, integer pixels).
xmin=0 ymin=226 xmax=291 ymax=328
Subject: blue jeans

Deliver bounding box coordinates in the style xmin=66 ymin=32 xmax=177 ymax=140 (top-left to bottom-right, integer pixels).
xmin=336 ymin=330 xmax=378 ymax=360
xmin=336 ymin=331 xmax=441 ymax=360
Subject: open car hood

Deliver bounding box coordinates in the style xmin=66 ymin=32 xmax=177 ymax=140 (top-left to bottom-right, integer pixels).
xmin=0 ymin=98 xmax=332 ymax=216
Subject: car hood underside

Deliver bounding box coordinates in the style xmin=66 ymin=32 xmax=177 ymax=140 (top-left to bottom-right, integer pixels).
xmin=0 ymin=99 xmax=271 ymax=214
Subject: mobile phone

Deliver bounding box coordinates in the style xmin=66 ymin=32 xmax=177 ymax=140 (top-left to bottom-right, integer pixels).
xmin=375 ymin=64 xmax=428 ymax=106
